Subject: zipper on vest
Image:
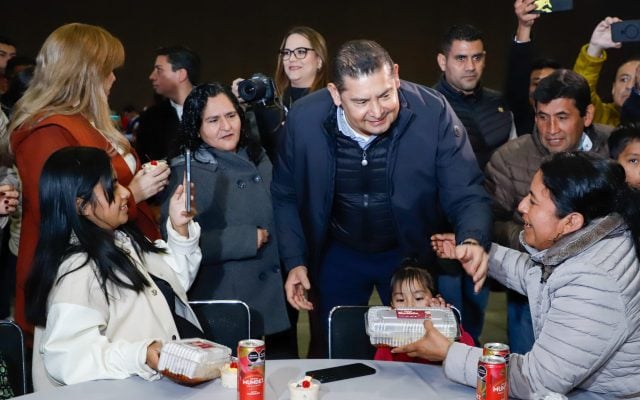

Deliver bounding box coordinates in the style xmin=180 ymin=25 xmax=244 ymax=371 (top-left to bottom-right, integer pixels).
xmin=361 ymin=149 xmax=368 ymax=166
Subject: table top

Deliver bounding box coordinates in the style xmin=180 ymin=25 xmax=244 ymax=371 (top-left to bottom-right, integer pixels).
xmin=18 ymin=358 xmax=609 ymax=400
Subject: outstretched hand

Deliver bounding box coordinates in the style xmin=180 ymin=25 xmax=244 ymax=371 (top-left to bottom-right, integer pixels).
xmin=431 ymin=234 xmax=489 ymax=293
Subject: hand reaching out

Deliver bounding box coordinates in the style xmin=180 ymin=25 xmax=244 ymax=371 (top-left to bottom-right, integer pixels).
xmin=431 ymin=234 xmax=489 ymax=293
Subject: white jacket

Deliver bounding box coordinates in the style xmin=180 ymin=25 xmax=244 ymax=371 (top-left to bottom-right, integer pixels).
xmin=32 ymin=220 xmax=202 ymax=391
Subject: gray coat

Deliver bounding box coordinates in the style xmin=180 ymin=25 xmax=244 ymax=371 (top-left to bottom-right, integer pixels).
xmin=444 ymin=214 xmax=640 ymax=398
xmin=162 ymin=145 xmax=289 ymax=336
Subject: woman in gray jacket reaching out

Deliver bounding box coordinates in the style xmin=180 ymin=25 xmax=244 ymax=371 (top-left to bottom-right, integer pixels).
xmin=396 ymin=151 xmax=640 ymax=399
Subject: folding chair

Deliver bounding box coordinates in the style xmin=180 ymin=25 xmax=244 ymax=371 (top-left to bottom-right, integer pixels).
xmin=188 ymin=300 xmax=251 ymax=356
xmin=328 ymin=305 xmax=376 ymax=359
xmin=0 ymin=320 xmax=27 ymax=396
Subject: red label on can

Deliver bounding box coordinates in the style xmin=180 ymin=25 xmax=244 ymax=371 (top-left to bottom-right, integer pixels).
xmin=238 ymin=339 xmax=265 ymax=400
xmin=476 ymin=355 xmax=508 ymax=400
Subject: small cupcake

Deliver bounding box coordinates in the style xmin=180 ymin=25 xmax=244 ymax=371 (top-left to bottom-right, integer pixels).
xmin=288 ymin=376 xmax=320 ymax=400
xmin=142 ymin=159 xmax=167 ymax=173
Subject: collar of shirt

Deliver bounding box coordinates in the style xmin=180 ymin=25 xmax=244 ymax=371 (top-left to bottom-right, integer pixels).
xmin=336 ymin=106 xmax=377 ymax=149
xmin=170 ymin=100 xmax=183 ymax=121
xmin=578 ymin=132 xmax=592 ymax=151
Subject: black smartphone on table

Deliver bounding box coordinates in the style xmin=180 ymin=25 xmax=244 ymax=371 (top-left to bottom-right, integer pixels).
xmin=612 ymin=20 xmax=640 ymax=43
xmin=185 ymin=148 xmax=191 ymax=213
xmin=305 ymin=363 xmax=376 ymax=383
xmin=530 ymin=0 xmax=573 ymax=14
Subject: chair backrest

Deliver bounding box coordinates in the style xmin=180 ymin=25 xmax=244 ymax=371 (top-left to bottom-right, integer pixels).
xmin=188 ymin=300 xmax=251 ymax=357
xmin=328 ymin=305 xmax=376 ymax=359
xmin=0 ymin=320 xmax=27 ymax=396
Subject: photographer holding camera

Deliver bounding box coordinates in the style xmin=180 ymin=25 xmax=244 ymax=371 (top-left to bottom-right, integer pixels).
xmin=232 ymin=26 xmax=329 ymax=162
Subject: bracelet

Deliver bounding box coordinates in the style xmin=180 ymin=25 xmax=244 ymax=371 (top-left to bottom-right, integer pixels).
xmin=461 ymin=240 xmax=479 ymax=246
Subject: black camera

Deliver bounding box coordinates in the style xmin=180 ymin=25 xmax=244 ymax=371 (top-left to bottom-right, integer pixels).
xmin=237 ymin=73 xmax=276 ymax=105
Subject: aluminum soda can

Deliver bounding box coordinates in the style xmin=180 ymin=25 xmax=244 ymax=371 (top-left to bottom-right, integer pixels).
xmin=476 ymin=355 xmax=508 ymax=400
xmin=483 ymin=342 xmax=510 ymax=366
xmin=238 ymin=339 xmax=265 ymax=400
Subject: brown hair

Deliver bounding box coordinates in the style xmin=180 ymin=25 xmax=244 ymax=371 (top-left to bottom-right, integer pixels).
xmin=274 ymin=26 xmax=328 ymax=98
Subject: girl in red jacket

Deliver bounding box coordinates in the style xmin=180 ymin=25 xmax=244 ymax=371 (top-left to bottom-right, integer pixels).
xmin=374 ymin=259 xmax=474 ymax=363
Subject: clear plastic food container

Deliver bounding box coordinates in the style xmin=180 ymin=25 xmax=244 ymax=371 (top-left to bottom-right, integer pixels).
xmin=158 ymin=339 xmax=231 ymax=385
xmin=365 ymin=306 xmax=460 ymax=347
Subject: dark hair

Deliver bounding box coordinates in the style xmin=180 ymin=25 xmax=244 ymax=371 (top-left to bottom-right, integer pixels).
xmin=1 ymin=65 xmax=34 ymax=114
xmin=539 ymin=151 xmax=640 ymax=257
xmin=609 ymin=123 xmax=640 ymax=160
xmin=531 ymin=57 xmax=561 ymax=72
xmin=440 ymin=24 xmax=484 ymax=55
xmin=156 ymin=45 xmax=201 ymax=85
xmin=332 ymin=40 xmax=394 ymax=92
xmin=390 ymin=258 xmax=436 ymax=295
xmin=25 ymin=147 xmax=162 ymax=326
xmin=4 ymin=56 xmax=35 ymax=79
xmin=0 ymin=35 xmax=16 ymax=47
xmin=180 ymin=82 xmax=262 ymax=164
xmin=533 ymin=69 xmax=591 ymax=116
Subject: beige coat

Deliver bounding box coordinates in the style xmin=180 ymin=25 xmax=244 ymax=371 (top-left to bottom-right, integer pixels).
xmin=32 ymin=221 xmax=202 ymax=391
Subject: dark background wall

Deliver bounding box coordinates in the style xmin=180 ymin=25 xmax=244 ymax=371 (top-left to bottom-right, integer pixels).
xmin=4 ymin=0 xmax=639 ymax=111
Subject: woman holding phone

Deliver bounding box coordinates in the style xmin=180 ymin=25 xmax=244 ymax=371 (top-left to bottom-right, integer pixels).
xmin=161 ymin=82 xmax=289 ymax=341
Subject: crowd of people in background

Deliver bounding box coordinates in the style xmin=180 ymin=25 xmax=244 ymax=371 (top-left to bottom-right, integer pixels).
xmin=1 ymin=0 xmax=640 ymax=397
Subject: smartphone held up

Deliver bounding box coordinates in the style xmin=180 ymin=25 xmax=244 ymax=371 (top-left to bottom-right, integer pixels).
xmin=185 ymin=148 xmax=192 ymax=213
xmin=530 ymin=0 xmax=573 ymax=14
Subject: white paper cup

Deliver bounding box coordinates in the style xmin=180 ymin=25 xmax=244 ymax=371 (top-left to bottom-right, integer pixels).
xmin=220 ymin=363 xmax=237 ymax=389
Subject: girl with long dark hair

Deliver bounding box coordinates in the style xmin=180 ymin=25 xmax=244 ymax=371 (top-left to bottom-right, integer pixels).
xmin=26 ymin=147 xmax=201 ymax=391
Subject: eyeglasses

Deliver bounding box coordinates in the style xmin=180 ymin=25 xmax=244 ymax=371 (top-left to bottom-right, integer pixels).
xmin=279 ymin=47 xmax=315 ymax=61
